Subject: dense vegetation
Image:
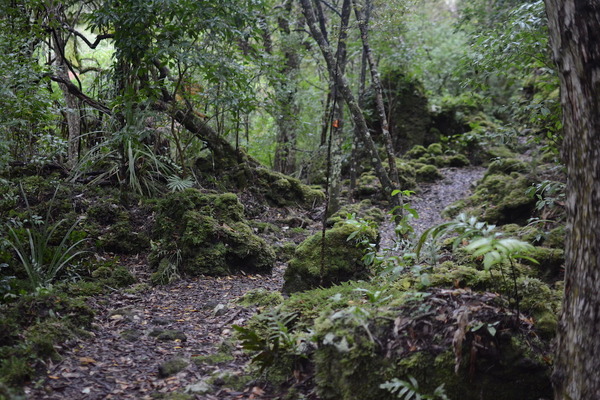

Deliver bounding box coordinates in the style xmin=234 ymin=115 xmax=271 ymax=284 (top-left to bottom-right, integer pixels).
xmin=0 ymin=0 xmax=583 ymax=399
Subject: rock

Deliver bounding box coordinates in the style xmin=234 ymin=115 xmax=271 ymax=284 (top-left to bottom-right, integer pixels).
xmin=158 ymin=357 xmax=189 ymax=378
xmin=151 ymin=189 xmax=275 ymax=277
xmin=184 ymin=379 xmax=212 ymax=394
xmin=150 ymin=329 xmax=187 ymax=342
xmin=282 ymin=221 xmax=378 ymax=293
xmin=120 ymin=329 xmax=142 ymax=342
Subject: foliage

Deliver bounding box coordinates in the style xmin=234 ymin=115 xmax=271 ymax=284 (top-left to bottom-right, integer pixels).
xmin=6 ymin=188 xmax=87 ymax=290
xmin=233 ymin=309 xmax=301 ymax=372
xmin=526 ymin=180 xmax=565 ymax=221
xmin=417 ymin=213 xmax=538 ymax=319
xmin=381 ymin=376 xmax=449 ymax=400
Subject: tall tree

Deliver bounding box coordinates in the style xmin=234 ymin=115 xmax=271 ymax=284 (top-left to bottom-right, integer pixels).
xmin=299 ymin=0 xmax=400 ymax=208
xmin=544 ymin=1 xmax=600 ymax=398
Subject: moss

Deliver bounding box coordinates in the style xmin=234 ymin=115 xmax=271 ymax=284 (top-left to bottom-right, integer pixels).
xmin=24 ymin=318 xmax=75 ymax=360
xmin=545 ymin=225 xmax=565 ymax=248
xmin=97 ymin=216 xmax=150 ymax=254
xmin=152 ymin=190 xmax=275 ymax=277
xmin=120 ymin=329 xmax=143 ymax=342
xmin=0 ymin=356 xmax=33 ymax=386
xmin=415 ymin=165 xmax=443 ymax=182
xmin=237 ymin=288 xmax=284 ymax=307
xmin=427 ymin=143 xmax=443 ymax=155
xmin=282 ymin=222 xmax=378 ymax=293
xmin=328 ymin=200 xmax=386 ymax=226
xmin=355 ymin=172 xmax=381 ymax=198
xmin=522 ymin=246 xmax=564 ymax=281
xmin=485 ymin=158 xmax=529 ymax=177
xmin=191 ymin=352 xmax=234 ymax=366
xmin=151 ymin=329 xmax=187 ymax=342
xmin=447 ymin=154 xmax=470 ymax=167
xmin=209 ymin=370 xmax=252 ymax=390
xmin=405 ymin=145 xmax=428 ymax=159
xmin=274 ymin=242 xmax=297 ymax=262
xmin=158 ymin=357 xmax=189 ymax=378
xmin=252 ymin=168 xmax=325 ymax=208
xmin=446 ymin=173 xmax=535 ymax=225
xmin=394 ymin=161 xmax=417 ymax=190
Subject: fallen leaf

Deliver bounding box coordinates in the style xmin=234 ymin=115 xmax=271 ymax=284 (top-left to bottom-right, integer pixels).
xmin=79 ymin=357 xmax=97 ymax=365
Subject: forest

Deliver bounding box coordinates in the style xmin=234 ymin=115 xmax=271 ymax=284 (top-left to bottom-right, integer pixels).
xmin=1 ymin=0 xmax=599 ymax=399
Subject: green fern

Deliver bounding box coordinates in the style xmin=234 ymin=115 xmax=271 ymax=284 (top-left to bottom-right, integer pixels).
xmin=381 ymin=376 xmax=450 ymax=400
xmin=166 ymin=175 xmax=195 ymax=192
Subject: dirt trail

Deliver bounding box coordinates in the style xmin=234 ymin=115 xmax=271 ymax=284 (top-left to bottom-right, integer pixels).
xmin=25 ymin=166 xmax=485 ymax=400
xmin=380 ymin=166 xmax=485 ymax=249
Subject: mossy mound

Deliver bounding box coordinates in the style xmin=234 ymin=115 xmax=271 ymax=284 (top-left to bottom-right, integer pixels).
xmin=444 ymin=172 xmax=535 ymax=224
xmin=243 ymin=278 xmax=553 ymax=400
xmin=403 ymin=143 xmax=470 ymax=170
xmin=484 ymin=158 xmax=529 ymax=177
xmin=282 ymin=222 xmax=378 ymax=293
xmin=151 ymin=189 xmax=275 ymax=277
xmin=0 ymin=290 xmax=95 ymax=387
xmin=355 ymin=172 xmax=382 ymax=199
xmin=327 ymin=200 xmax=386 ymax=227
xmin=311 ymin=291 xmax=552 ymax=400
xmin=415 ymin=164 xmax=443 ymax=182
xmin=252 ymin=168 xmax=325 ymax=208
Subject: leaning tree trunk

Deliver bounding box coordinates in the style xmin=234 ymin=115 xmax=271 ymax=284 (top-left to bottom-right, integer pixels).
xmin=352 ymin=0 xmax=401 ymax=191
xmin=300 ymin=0 xmax=399 ymax=208
xmin=544 ymin=1 xmax=600 ymax=399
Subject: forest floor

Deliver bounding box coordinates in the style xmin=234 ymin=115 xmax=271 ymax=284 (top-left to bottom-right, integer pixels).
xmin=24 ymin=165 xmax=485 ymax=400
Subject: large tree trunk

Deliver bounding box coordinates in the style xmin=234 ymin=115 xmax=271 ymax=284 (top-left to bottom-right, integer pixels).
xmin=300 ymin=0 xmax=399 ymax=208
xmin=544 ymin=2 xmax=600 ymax=399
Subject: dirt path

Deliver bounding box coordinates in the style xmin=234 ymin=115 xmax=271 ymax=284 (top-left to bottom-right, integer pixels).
xmin=25 ymin=265 xmax=287 ymax=400
xmin=380 ymin=166 xmax=486 ymax=249
xmin=24 ymin=166 xmax=484 ymax=400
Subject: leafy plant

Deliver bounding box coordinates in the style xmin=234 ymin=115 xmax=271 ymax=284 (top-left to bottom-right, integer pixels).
xmin=166 ymin=175 xmax=195 ymax=192
xmin=526 ymin=180 xmax=565 ymax=220
xmin=6 ymin=187 xmax=87 ymax=290
xmin=381 ymin=376 xmax=449 ymax=400
xmin=233 ymin=309 xmax=299 ymax=372
xmin=417 ymin=213 xmax=538 ymax=320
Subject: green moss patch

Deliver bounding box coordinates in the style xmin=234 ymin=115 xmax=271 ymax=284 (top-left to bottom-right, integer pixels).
xmin=282 ymin=222 xmax=378 ymax=293
xmin=151 ymin=189 xmax=275 ymax=277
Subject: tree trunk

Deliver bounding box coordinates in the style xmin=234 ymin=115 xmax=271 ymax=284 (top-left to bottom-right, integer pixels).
xmin=352 ymin=0 xmax=401 ymax=191
xmin=300 ymin=0 xmax=399 ymax=207
xmin=52 ymin=28 xmax=81 ymax=169
xmin=271 ymin=0 xmax=301 ymax=175
xmin=544 ymin=2 xmax=600 ymax=399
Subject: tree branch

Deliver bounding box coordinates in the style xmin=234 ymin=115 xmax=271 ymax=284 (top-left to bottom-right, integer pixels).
xmin=49 ymin=75 xmax=112 ymax=115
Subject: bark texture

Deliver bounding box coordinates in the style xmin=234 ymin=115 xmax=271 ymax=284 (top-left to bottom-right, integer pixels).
xmin=299 ymin=0 xmax=399 ymax=207
xmin=352 ymin=0 xmax=400 ymax=189
xmin=544 ymin=2 xmax=600 ymax=399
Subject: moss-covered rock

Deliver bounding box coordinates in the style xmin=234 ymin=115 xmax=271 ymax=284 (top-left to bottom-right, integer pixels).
xmin=282 ymin=222 xmax=378 ymax=293
xmin=415 ymin=165 xmax=443 ymax=182
xmin=237 ymin=288 xmax=284 ymax=307
xmin=355 ymin=172 xmax=381 ymax=199
xmin=249 ymin=167 xmax=325 ymax=208
xmin=405 ymin=145 xmax=428 ymax=159
xmin=158 ymin=357 xmax=189 ymax=378
xmin=485 ymin=158 xmax=529 ymax=177
xmin=327 ymin=200 xmax=386 ymax=227
xmin=151 ymin=189 xmax=275 ymax=277
xmin=447 ymin=154 xmax=470 ymax=167
xmin=444 ymin=173 xmax=535 ymax=224
xmin=545 ymin=225 xmax=565 ymax=248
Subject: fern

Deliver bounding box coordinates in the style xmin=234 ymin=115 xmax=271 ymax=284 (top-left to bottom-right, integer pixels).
xmin=166 ymin=175 xmax=195 ymax=192
xmin=381 ymin=376 xmax=450 ymax=400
